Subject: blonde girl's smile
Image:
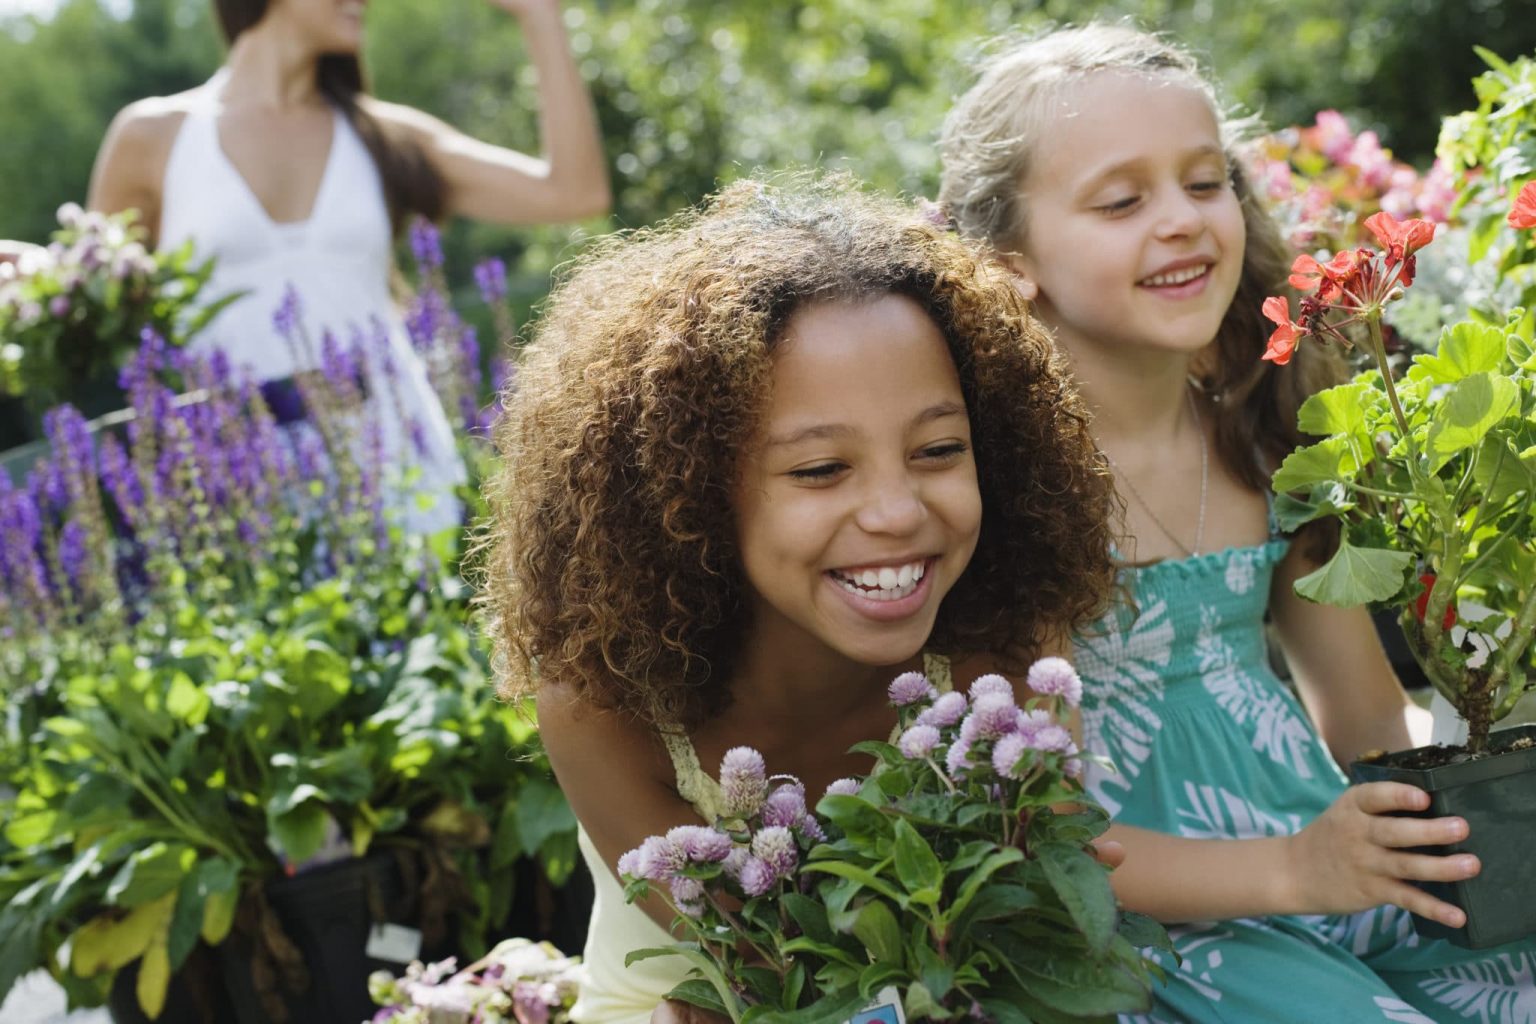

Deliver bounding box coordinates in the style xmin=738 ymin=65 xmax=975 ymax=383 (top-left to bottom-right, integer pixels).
xmin=733 ymin=293 xmax=982 ymax=666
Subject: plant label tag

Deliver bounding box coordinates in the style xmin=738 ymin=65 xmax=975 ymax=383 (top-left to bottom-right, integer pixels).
xmin=845 ymin=986 xmax=907 ymax=1024
xmin=366 ymin=923 xmax=422 ymax=964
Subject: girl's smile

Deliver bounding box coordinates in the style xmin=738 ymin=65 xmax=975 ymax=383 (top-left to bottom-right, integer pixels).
xmin=733 ymin=294 xmax=982 ymax=668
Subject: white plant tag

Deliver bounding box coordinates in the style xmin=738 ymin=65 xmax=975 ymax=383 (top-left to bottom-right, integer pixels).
xmin=845 ymin=986 xmax=907 ymax=1024
xmin=366 ymin=923 xmax=423 ymax=964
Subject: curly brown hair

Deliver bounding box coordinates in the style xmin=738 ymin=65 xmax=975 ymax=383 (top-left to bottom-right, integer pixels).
xmin=480 ymin=174 xmax=1117 ymax=732
xmin=938 ymin=24 xmax=1346 ymax=494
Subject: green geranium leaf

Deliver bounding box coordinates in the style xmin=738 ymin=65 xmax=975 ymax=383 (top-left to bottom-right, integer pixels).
xmin=1426 ymin=372 xmax=1520 ymax=471
xmin=105 ymin=843 xmax=195 ymax=909
xmin=1272 ymin=436 xmax=1363 ymax=493
xmin=1415 ymin=321 xmax=1508 ymax=383
xmin=1297 ymin=382 xmax=1372 ymax=437
xmin=1471 ymin=436 xmax=1535 ymax=506
xmin=1273 ymin=484 xmax=1355 ymax=533
xmin=1293 ymin=538 xmax=1413 ymax=607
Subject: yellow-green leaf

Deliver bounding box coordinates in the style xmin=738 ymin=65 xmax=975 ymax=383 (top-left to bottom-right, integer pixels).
xmin=1426 ymin=373 xmax=1519 ymax=471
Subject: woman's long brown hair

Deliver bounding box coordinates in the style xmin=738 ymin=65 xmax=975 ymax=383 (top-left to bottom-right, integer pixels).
xmin=213 ymin=0 xmax=445 ymax=229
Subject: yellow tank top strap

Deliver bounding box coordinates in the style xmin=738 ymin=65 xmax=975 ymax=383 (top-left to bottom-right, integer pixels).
xmin=923 ymin=651 xmax=954 ymax=693
xmin=660 ymin=729 xmax=725 ymax=821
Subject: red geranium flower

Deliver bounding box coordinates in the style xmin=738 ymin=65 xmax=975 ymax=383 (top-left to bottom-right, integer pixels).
xmin=1261 ymin=296 xmax=1303 ymax=365
xmin=1414 ymin=573 xmax=1457 ymax=631
xmin=1288 ymin=248 xmax=1366 ymax=302
xmin=1510 ymin=181 xmax=1536 ymax=230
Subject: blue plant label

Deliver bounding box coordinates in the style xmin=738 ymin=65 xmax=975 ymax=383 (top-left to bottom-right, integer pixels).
xmin=845 ymin=986 xmax=907 ymax=1024
xmin=366 ymin=922 xmax=423 ymax=964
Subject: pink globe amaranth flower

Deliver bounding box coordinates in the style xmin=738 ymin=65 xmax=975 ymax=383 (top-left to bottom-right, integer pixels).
xmin=738 ymin=856 xmax=778 ymax=897
xmin=992 ymin=732 xmax=1031 ymax=781
xmin=635 ymin=835 xmax=684 ymax=883
xmin=751 ymin=826 xmax=799 ymax=878
xmin=1031 ymin=723 xmax=1076 ymax=755
xmin=966 ymin=693 xmax=1019 ymax=741
xmin=47 ymin=295 xmax=69 ymax=319
xmin=719 ymin=746 xmax=768 ymax=818
xmin=918 ymin=690 xmax=968 ymax=728
xmin=762 ymin=782 xmax=808 ymax=829
xmin=669 ymin=875 xmax=705 ymax=905
xmin=1016 ymin=708 xmax=1054 ymax=738
xmin=824 ymin=778 xmax=861 ymax=799
xmin=721 ymin=846 xmax=750 ymax=880
xmin=1026 ymin=657 xmax=1084 ymax=708
xmin=968 ymin=674 xmax=1013 ymax=701
xmin=888 ymin=671 xmax=937 ymax=707
xmin=898 ymin=723 xmax=941 ymax=759
xmin=1064 ymin=755 xmax=1085 ymax=780
xmin=796 ymin=814 xmax=827 ymax=843
xmin=616 ymin=847 xmax=644 ymax=879
xmin=945 ymin=737 xmax=973 ymax=779
xmin=667 ymin=825 xmax=734 ymax=863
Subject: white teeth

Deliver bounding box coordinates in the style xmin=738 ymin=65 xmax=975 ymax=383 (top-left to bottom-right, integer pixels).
xmin=832 ymin=560 xmax=928 ymax=598
xmin=1141 ymin=265 xmax=1207 ymax=287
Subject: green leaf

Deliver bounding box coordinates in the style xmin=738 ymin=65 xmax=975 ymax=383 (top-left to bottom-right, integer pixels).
xmin=1272 ymin=485 xmax=1354 ymax=533
xmin=801 ymin=861 xmax=906 ymax=906
xmin=1427 ymin=372 xmax=1521 ymax=470
xmin=1293 ymin=537 xmax=1414 ymax=607
xmin=267 ymin=801 xmax=329 ymax=866
xmin=192 ymin=858 xmax=240 ymax=946
xmin=1297 ymin=381 xmax=1372 ymax=436
xmin=1272 ymin=436 xmax=1363 ymax=493
xmin=105 ymin=843 xmax=195 ymax=909
xmin=891 ymin=819 xmax=943 ymax=900
xmin=1117 ymin=910 xmax=1174 ymax=953
xmin=1471 ymin=436 xmax=1535 ymax=506
xmin=1035 ymin=842 xmax=1117 ymax=954
xmin=1414 ymin=321 xmax=1508 ymax=383
xmin=849 ymin=900 xmax=903 ymax=964
xmin=513 ymin=776 xmax=578 ymax=858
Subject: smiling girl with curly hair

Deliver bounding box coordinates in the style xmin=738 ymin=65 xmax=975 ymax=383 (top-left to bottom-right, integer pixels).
xmin=479 ymin=173 xmax=1117 ymax=1023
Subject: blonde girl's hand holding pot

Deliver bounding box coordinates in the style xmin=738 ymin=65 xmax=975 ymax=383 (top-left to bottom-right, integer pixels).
xmin=1285 ymin=780 xmax=1480 ymax=928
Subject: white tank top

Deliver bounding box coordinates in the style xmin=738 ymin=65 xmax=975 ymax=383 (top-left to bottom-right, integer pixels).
xmin=158 ymin=72 xmax=464 ymax=529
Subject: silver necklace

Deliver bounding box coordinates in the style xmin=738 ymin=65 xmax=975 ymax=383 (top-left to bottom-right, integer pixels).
xmin=1102 ymin=387 xmax=1208 ymax=559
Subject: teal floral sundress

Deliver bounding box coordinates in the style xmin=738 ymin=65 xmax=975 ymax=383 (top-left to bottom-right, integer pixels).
xmin=1075 ymin=534 xmax=1536 ymax=1023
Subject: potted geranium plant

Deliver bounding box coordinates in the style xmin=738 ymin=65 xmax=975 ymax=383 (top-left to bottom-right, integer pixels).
xmin=0 ymin=272 xmax=576 ymax=1022
xmin=1260 ymin=164 xmax=1536 ymax=949
xmin=617 ymin=663 xmax=1168 ymax=1022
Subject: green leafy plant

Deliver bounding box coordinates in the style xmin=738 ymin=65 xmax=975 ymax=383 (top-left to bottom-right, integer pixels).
xmin=619 ymin=663 xmax=1166 ymax=1023
xmin=0 ymin=281 xmax=571 ymax=1018
xmin=0 ymin=203 xmax=237 ymax=414
xmin=1260 ymin=186 xmax=1536 ymax=755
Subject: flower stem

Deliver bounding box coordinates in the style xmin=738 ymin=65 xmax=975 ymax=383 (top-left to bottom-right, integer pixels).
xmin=1366 ymin=316 xmax=1411 ymax=438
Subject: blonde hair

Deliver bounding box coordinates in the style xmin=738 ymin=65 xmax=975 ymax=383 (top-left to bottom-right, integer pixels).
xmin=938 ymin=24 xmax=1344 ymax=495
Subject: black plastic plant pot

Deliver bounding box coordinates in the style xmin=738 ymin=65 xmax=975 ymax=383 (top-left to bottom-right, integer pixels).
xmin=1350 ymin=724 xmax=1536 ymax=949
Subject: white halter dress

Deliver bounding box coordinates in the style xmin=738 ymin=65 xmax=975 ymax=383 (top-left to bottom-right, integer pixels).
xmin=158 ymin=73 xmax=465 ymax=531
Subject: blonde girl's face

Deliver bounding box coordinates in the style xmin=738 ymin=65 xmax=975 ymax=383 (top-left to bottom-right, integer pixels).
xmin=732 ymin=295 xmax=983 ymax=670
xmin=1007 ymin=71 xmax=1246 ymax=363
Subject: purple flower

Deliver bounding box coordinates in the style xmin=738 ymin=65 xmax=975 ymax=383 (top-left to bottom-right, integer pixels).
xmin=738 ymin=856 xmax=778 ymax=898
xmin=666 ymin=825 xmax=734 ymax=863
xmin=474 ymin=257 xmax=509 ymax=304
xmin=824 ymin=778 xmax=860 ymax=799
xmin=1026 ymin=657 xmax=1084 ymax=708
xmin=917 ymin=690 xmax=967 ymax=728
xmin=512 ymin=981 xmax=552 ymax=1024
xmin=964 ymin=693 xmax=1019 ymax=741
xmin=719 ymin=746 xmax=767 ymax=818
xmin=991 ymin=733 xmax=1031 ymax=781
xmin=668 ymin=875 xmax=705 ymax=905
xmin=945 ymin=738 xmax=973 ymax=779
xmin=898 ymin=724 xmax=941 ymax=759
xmin=1031 ymin=723 xmax=1076 ymax=755
xmin=969 ymin=673 xmax=1013 ymax=701
xmin=721 ymin=846 xmax=750 ymax=880
xmin=56 ymin=518 xmax=89 ymax=597
xmin=409 ymin=219 xmax=444 ymax=271
xmin=48 ymin=294 xmax=69 ymax=318
xmin=887 ymin=671 xmax=935 ymax=707
xmin=751 ymin=826 xmax=798 ymax=878
xmin=761 ymin=782 xmax=808 ymax=830
xmin=616 ymin=848 xmax=643 ymax=878
xmin=272 ymin=283 xmax=302 ymax=340
xmin=632 ymin=835 xmax=684 ymax=883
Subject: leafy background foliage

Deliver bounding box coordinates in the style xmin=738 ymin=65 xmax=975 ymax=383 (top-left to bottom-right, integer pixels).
xmin=4 ymin=0 xmax=1536 ymax=309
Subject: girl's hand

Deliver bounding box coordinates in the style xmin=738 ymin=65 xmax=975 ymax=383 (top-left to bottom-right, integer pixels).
xmin=651 ymin=1000 xmax=730 ymax=1024
xmin=1287 ymin=781 xmax=1479 ymax=927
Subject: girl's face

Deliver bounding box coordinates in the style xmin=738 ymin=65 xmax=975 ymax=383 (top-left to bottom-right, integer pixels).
xmin=267 ymin=0 xmax=367 ymax=54
xmin=732 ymin=295 xmax=982 ymax=670
xmin=1007 ymin=71 xmax=1245 ymax=363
